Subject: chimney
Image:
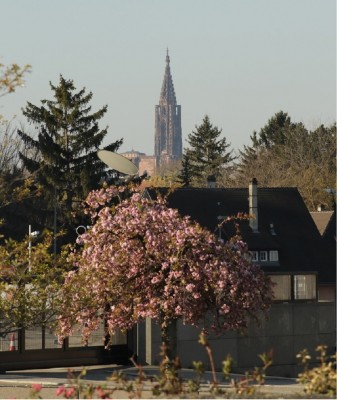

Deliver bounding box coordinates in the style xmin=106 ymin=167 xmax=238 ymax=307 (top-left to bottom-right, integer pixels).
xmin=207 ymin=175 xmax=216 ymax=188
xmin=249 ymin=178 xmax=258 ymax=232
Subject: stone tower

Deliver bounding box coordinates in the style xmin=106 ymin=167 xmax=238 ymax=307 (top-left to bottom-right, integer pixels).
xmin=154 ymin=50 xmax=182 ymax=167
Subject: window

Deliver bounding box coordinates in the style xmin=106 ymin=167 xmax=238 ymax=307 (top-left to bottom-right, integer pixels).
xmin=294 ymin=274 xmax=316 ymax=300
xmin=270 ymin=275 xmax=291 ymax=301
xmin=250 ymin=250 xmax=278 ymax=263
xmin=269 ymin=250 xmax=279 ymax=262
xmin=251 ymin=251 xmax=258 ymax=262
xmin=268 ymin=274 xmax=317 ymax=302
xmin=259 ymin=251 xmax=268 ymax=262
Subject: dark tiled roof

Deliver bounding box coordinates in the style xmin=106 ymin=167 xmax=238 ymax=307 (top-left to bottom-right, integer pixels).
xmin=145 ymin=187 xmax=330 ymax=280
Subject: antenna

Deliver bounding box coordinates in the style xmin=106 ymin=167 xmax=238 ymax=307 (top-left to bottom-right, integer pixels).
xmin=97 ymin=150 xmax=138 ymax=176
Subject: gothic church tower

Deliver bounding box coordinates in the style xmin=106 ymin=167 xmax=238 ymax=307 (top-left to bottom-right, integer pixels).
xmin=155 ymin=50 xmax=182 ymax=166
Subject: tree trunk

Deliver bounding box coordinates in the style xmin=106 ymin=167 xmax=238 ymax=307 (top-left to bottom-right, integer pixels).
xmin=161 ymin=319 xmax=177 ymax=360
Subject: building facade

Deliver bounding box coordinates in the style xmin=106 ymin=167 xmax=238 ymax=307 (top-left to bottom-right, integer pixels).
xmin=154 ymin=50 xmax=182 ymax=167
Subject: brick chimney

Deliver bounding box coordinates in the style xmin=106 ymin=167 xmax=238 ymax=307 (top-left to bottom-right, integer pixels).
xmin=249 ymin=178 xmax=258 ymax=232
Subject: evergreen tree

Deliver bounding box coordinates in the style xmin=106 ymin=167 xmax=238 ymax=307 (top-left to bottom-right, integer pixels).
xmin=18 ymin=76 xmax=122 ymax=230
xmin=183 ymin=115 xmax=234 ymax=186
xmin=177 ymin=150 xmax=193 ymax=187
xmin=237 ymin=110 xmax=295 ymax=183
xmin=235 ymin=111 xmax=336 ymax=210
xmin=256 ymin=110 xmax=294 ymax=148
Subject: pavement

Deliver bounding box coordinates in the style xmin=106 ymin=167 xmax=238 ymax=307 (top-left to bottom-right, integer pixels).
xmin=0 ymin=363 xmax=309 ymax=399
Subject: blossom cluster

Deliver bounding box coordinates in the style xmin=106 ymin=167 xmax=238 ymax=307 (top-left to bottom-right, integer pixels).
xmin=58 ymin=186 xmax=273 ymax=342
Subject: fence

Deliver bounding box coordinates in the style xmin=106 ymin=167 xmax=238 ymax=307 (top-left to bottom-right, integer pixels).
xmin=0 ymin=323 xmax=129 ymax=372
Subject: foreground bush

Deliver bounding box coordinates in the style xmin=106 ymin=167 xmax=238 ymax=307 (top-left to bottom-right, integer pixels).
xmin=297 ymin=345 xmax=336 ymax=397
xmin=30 ymin=341 xmax=336 ymax=398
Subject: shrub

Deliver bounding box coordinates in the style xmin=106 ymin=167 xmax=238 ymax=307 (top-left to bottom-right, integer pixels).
xmin=297 ymin=345 xmax=336 ymax=396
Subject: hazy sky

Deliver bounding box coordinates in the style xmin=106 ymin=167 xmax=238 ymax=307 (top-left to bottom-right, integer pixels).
xmin=1 ymin=0 xmax=336 ymax=155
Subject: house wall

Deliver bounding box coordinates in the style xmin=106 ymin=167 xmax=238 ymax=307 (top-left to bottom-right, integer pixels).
xmin=135 ymin=302 xmax=336 ymax=378
xmin=318 ymin=285 xmax=336 ymax=302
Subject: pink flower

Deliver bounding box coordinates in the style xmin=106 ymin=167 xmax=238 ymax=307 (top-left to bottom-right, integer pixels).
xmin=31 ymin=383 xmax=42 ymax=392
xmin=58 ymin=185 xmax=273 ymax=344
xmin=56 ymin=385 xmax=65 ymax=396
xmin=186 ymin=283 xmax=195 ymax=292
xmin=65 ymin=387 xmax=76 ymax=398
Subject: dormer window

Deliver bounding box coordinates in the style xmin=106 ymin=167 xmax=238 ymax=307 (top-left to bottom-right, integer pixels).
xmin=250 ymin=250 xmax=279 ymax=263
xmin=251 ymin=251 xmax=258 ymax=262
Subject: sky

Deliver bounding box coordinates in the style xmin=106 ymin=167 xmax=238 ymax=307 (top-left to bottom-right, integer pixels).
xmin=1 ymin=0 xmax=336 ymax=156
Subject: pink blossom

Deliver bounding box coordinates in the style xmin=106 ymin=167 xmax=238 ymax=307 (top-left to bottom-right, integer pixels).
xmin=56 ymin=385 xmax=65 ymax=396
xmin=31 ymin=383 xmax=42 ymax=392
xmin=186 ymin=283 xmax=195 ymax=292
xmin=65 ymin=387 xmax=76 ymax=398
xmin=58 ymin=185 xmax=273 ymax=342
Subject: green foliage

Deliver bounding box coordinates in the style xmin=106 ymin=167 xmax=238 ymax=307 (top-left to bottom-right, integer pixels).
xmin=0 ymin=231 xmax=71 ymax=336
xmin=17 ymin=76 xmax=122 ymax=230
xmin=177 ymin=150 xmax=193 ymax=187
xmin=183 ymin=115 xmax=235 ymax=187
xmin=254 ymin=110 xmax=295 ymax=148
xmin=152 ymin=343 xmax=183 ymax=396
xmin=236 ymin=111 xmax=336 ymax=210
xmin=297 ymin=345 xmax=336 ymax=396
xmin=0 ymin=122 xmax=43 ymax=239
xmin=46 ymin=331 xmax=276 ymax=398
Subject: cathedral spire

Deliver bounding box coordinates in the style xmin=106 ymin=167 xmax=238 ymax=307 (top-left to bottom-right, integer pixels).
xmin=154 ymin=51 xmax=182 ymax=167
xmin=160 ymin=49 xmax=176 ymax=105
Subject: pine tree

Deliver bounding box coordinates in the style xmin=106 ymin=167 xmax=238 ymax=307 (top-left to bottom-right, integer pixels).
xmin=18 ymin=76 xmax=122 ymax=230
xmin=256 ymin=110 xmax=294 ymax=148
xmin=235 ymin=111 xmax=336 ymax=210
xmin=177 ymin=150 xmax=193 ymax=187
xmin=236 ymin=110 xmax=295 ymax=184
xmin=184 ymin=115 xmax=234 ymax=186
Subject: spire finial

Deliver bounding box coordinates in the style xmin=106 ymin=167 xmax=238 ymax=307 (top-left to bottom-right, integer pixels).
xmin=166 ymin=48 xmax=170 ymax=63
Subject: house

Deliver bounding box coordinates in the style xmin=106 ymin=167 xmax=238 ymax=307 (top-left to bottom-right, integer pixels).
xmin=137 ymin=180 xmax=336 ymax=377
xmin=145 ymin=179 xmax=335 ymax=302
xmin=310 ymin=209 xmax=336 ymax=301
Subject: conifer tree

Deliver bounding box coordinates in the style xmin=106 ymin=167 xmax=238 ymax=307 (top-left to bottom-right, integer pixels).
xmin=18 ymin=76 xmax=122 ymax=230
xmin=256 ymin=110 xmax=294 ymax=148
xmin=235 ymin=111 xmax=336 ymax=210
xmin=177 ymin=150 xmax=193 ymax=187
xmin=183 ymin=115 xmax=234 ymax=186
xmin=237 ymin=110 xmax=295 ymax=182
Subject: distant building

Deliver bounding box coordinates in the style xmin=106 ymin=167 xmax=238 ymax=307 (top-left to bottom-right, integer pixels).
xmin=121 ymin=50 xmax=182 ymax=176
xmin=138 ymin=156 xmax=157 ymax=177
xmin=154 ymin=50 xmax=182 ymax=167
xmin=121 ymin=150 xmax=157 ymax=177
xmin=120 ymin=150 xmax=145 ymax=170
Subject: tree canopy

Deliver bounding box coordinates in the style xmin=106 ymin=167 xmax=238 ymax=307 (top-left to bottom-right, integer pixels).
xmin=181 ymin=115 xmax=234 ymax=186
xmin=58 ymin=185 xmax=273 ymax=347
xmin=0 ymin=231 xmax=70 ymax=336
xmin=17 ymin=76 xmax=123 ymax=231
xmin=234 ymin=111 xmax=336 ymax=210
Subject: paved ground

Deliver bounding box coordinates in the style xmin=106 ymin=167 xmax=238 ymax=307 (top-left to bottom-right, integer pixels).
xmin=0 ymin=364 xmax=309 ymax=399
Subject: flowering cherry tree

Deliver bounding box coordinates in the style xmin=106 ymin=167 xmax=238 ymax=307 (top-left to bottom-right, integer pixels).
xmin=58 ymin=185 xmax=273 ymax=350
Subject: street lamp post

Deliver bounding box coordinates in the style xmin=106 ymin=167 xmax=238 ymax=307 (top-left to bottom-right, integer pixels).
xmin=28 ymin=225 xmax=40 ymax=271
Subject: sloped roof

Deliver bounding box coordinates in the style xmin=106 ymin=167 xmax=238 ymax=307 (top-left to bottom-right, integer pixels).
xmin=145 ymin=187 xmax=331 ymax=281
